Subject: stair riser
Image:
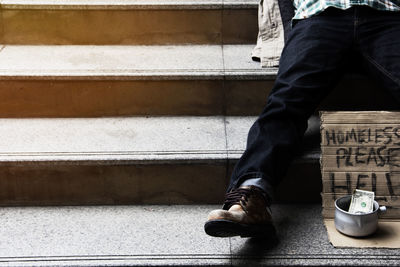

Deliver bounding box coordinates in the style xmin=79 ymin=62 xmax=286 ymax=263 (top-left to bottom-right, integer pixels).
xmin=0 ymin=80 xmax=273 ymax=117
xmin=0 ymin=76 xmax=395 ymax=117
xmin=0 ymin=160 xmax=321 ymax=206
xmin=0 ymin=9 xmax=257 ymax=45
xmin=0 ymin=163 xmax=228 ymax=205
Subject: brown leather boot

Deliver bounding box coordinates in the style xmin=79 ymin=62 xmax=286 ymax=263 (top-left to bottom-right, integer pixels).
xmin=204 ymin=186 xmax=275 ymax=238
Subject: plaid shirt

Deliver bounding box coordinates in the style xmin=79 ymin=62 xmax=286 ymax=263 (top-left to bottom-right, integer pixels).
xmin=293 ymin=0 xmax=400 ymax=20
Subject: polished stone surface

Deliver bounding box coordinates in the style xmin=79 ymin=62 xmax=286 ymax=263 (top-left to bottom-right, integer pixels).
xmin=0 ymin=45 xmax=271 ymax=79
xmin=0 ymin=205 xmax=230 ymax=266
xmin=225 ymin=116 xmax=254 ymax=155
xmin=0 ymin=116 xmax=320 ymax=163
xmin=223 ymin=45 xmax=277 ymax=79
xmin=231 ymin=204 xmax=400 ymax=266
xmin=0 ymin=116 xmax=227 ymax=162
xmin=0 ymin=116 xmax=226 ymax=161
xmin=0 ymin=204 xmax=399 ymax=266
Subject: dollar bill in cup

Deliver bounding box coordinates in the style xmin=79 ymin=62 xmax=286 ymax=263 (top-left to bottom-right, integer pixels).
xmin=348 ymin=189 xmax=375 ymax=214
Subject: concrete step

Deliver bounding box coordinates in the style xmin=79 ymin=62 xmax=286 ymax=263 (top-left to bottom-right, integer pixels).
xmin=0 ymin=115 xmax=321 ymax=205
xmin=0 ymin=44 xmax=277 ymax=117
xmin=0 ymin=204 xmax=398 ymax=266
xmin=0 ymin=44 xmax=395 ymax=118
xmin=0 ymin=0 xmax=258 ymax=45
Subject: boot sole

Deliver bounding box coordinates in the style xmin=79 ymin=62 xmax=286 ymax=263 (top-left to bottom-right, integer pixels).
xmin=204 ymin=219 xmax=276 ymax=238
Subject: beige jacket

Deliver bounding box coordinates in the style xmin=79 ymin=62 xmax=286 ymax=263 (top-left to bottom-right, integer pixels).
xmin=252 ymin=0 xmax=285 ymax=68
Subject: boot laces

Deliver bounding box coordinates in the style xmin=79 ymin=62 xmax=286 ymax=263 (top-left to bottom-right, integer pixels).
xmin=223 ymin=186 xmax=267 ymax=211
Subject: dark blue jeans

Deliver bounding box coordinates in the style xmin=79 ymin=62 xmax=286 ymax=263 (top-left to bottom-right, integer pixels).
xmin=278 ymin=0 xmax=295 ymax=43
xmin=228 ymin=6 xmax=400 ymax=199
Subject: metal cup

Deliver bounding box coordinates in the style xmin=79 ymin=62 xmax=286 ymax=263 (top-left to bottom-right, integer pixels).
xmin=334 ymin=195 xmax=386 ymax=237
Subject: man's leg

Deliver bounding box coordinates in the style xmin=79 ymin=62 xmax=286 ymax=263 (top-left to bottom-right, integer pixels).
xmin=278 ymin=0 xmax=295 ymax=42
xmin=357 ymin=8 xmax=400 ymax=102
xmin=205 ymin=8 xmax=356 ymax=238
xmin=229 ymin=9 xmax=356 ymax=197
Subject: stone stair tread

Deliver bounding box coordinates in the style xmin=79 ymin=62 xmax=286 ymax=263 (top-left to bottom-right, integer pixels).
xmin=0 ymin=204 xmax=398 ymax=266
xmin=0 ymin=45 xmax=277 ymax=80
xmin=0 ymin=116 xmax=319 ymax=164
xmin=0 ymin=0 xmax=258 ymax=9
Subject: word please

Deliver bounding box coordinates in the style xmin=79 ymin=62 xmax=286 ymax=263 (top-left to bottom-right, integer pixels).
xmin=336 ymin=146 xmax=400 ymax=168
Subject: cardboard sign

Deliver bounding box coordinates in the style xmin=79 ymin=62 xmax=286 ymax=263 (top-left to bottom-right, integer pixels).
xmin=320 ymin=111 xmax=400 ymax=219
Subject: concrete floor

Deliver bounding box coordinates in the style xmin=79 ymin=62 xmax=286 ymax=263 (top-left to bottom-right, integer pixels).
xmin=0 ymin=204 xmax=398 ymax=266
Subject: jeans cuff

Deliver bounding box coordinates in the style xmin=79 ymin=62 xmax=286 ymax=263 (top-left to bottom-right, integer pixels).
xmin=239 ymin=177 xmax=274 ymax=202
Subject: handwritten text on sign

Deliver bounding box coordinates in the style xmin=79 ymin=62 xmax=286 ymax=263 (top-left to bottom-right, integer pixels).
xmin=323 ymin=126 xmax=400 ymax=197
